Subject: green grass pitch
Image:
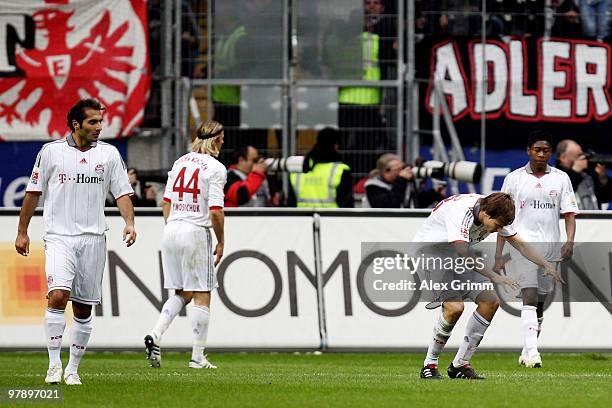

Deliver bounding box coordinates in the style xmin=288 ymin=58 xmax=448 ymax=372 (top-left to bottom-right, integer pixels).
xmin=1 ymin=352 xmax=611 ymax=407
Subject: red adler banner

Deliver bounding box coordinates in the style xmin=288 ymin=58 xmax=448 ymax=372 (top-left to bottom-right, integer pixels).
xmin=0 ymin=0 xmax=149 ymax=141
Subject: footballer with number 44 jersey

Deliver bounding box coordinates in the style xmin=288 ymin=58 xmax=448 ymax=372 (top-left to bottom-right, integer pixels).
xmin=15 ymin=99 xmax=136 ymax=386
xmin=145 ymin=120 xmax=227 ymax=370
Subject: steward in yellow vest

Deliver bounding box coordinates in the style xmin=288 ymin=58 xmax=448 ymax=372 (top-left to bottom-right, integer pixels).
xmin=288 ymin=128 xmax=354 ymax=208
xmin=338 ymin=31 xmax=381 ymax=105
xmin=212 ymin=25 xmax=246 ymax=106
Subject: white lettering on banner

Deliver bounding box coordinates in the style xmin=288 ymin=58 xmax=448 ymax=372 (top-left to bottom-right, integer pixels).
xmin=541 ymin=41 xmax=572 ymax=118
xmin=427 ymin=42 xmax=469 ymax=117
xmin=472 ymin=43 xmax=507 ymax=115
xmin=427 ymin=39 xmax=612 ymax=122
xmin=509 ymin=40 xmax=537 ymax=118
xmin=1 ymin=213 xmax=612 ymax=349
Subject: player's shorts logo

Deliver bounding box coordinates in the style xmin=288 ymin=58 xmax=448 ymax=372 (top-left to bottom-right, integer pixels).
xmin=95 ymin=163 xmax=105 ymax=175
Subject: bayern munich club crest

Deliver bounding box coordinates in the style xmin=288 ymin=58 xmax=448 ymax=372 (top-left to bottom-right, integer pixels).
xmin=549 ymin=190 xmax=559 ymax=198
xmin=95 ymin=164 xmax=105 ymax=175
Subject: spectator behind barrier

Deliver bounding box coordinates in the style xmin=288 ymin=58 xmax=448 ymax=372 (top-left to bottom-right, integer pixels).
xmin=555 ymin=139 xmax=612 ymax=209
xmin=288 ymin=128 xmax=354 ymax=208
xmin=128 ymin=168 xmax=158 ymax=207
xmin=362 ymin=153 xmax=415 ymax=208
xmin=577 ymin=0 xmax=612 ymax=40
xmin=224 ymin=146 xmax=270 ymax=207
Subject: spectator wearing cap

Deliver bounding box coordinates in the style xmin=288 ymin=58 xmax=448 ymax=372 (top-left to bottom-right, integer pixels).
xmin=288 ymin=128 xmax=354 ymax=208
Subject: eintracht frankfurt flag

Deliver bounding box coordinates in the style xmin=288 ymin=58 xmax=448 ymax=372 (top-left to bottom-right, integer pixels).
xmin=0 ymin=0 xmax=149 ymax=140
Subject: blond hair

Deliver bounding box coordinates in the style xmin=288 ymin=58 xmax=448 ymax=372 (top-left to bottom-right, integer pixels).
xmin=369 ymin=153 xmax=401 ymax=178
xmin=191 ymin=120 xmax=224 ymax=157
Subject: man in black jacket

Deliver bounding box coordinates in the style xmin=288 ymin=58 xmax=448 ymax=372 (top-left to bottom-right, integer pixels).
xmin=555 ymin=139 xmax=612 ymax=210
xmin=363 ymin=153 xmax=414 ymax=208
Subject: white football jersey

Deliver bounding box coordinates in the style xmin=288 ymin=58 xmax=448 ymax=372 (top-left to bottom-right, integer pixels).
xmin=163 ymin=152 xmax=226 ymax=228
xmin=26 ymin=134 xmax=133 ymax=236
xmin=413 ymin=194 xmax=515 ymax=244
xmin=501 ymin=163 xmax=579 ymax=242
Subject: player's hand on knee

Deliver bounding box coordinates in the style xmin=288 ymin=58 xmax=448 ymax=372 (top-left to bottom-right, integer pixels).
xmin=15 ymin=233 xmax=30 ymax=256
xmin=123 ymin=225 xmax=137 ymax=247
xmin=214 ymin=242 xmax=224 ymax=266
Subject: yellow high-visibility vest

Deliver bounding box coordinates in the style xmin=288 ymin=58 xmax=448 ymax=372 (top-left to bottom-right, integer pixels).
xmin=212 ymin=25 xmax=246 ymax=105
xmin=290 ymin=162 xmax=349 ymax=208
xmin=338 ymin=32 xmax=381 ymax=105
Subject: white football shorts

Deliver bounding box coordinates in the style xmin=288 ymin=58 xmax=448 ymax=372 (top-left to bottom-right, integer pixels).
xmin=44 ymin=233 xmax=106 ymax=305
xmin=161 ymin=220 xmax=217 ymax=292
xmin=504 ymin=243 xmax=559 ymax=295
xmin=415 ymin=245 xmax=492 ymax=304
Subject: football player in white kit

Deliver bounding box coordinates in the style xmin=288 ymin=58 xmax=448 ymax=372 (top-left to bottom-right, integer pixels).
xmin=144 ymin=120 xmax=226 ymax=369
xmin=495 ymin=130 xmax=578 ymax=368
xmin=15 ymin=99 xmax=136 ymax=385
xmin=416 ymin=193 xmax=559 ymax=380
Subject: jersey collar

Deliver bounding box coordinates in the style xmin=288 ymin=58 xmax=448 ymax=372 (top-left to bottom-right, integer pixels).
xmin=525 ymin=162 xmax=551 ymax=174
xmin=67 ymin=133 xmax=97 ymax=151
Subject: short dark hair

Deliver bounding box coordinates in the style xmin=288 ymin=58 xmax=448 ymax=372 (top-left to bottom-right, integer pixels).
xmin=481 ymin=192 xmax=515 ymax=226
xmin=527 ymin=130 xmax=553 ymax=148
xmin=66 ymin=98 xmax=104 ymax=131
xmin=230 ymin=146 xmax=253 ymax=165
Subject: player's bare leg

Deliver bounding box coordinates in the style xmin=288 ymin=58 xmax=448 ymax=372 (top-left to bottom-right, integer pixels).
xmin=421 ymin=298 xmax=463 ymax=379
xmin=449 ymin=291 xmax=500 ymax=380
xmin=189 ymin=291 xmax=216 ymax=369
xmin=145 ymin=290 xmax=191 ymax=368
xmin=44 ymin=289 xmax=70 ymax=384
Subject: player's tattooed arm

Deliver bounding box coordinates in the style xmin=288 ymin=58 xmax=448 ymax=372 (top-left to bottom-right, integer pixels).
xmin=15 ymin=192 xmax=40 ymax=256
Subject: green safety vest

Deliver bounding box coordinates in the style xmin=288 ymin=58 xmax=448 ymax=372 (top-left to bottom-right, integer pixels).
xmin=338 ymin=32 xmax=381 ymax=105
xmin=212 ymin=25 xmax=246 ymax=105
xmin=290 ymin=162 xmax=349 ymax=208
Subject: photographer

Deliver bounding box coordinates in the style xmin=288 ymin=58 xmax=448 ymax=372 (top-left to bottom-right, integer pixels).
xmin=224 ymin=146 xmax=270 ymax=207
xmin=362 ymin=154 xmax=415 ymax=208
xmin=555 ymin=139 xmax=612 ymax=209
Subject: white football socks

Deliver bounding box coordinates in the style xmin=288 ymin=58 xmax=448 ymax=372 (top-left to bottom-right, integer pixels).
xmin=65 ymin=315 xmax=93 ymax=375
xmin=424 ymin=310 xmax=455 ymax=366
xmin=452 ymin=311 xmax=490 ymax=368
xmin=191 ymin=305 xmax=210 ymax=363
xmin=45 ymin=308 xmax=66 ymax=368
xmin=522 ymin=305 xmax=539 ymax=357
xmin=152 ymin=295 xmax=186 ymax=341
xmin=521 ymin=316 xmax=543 ymax=358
